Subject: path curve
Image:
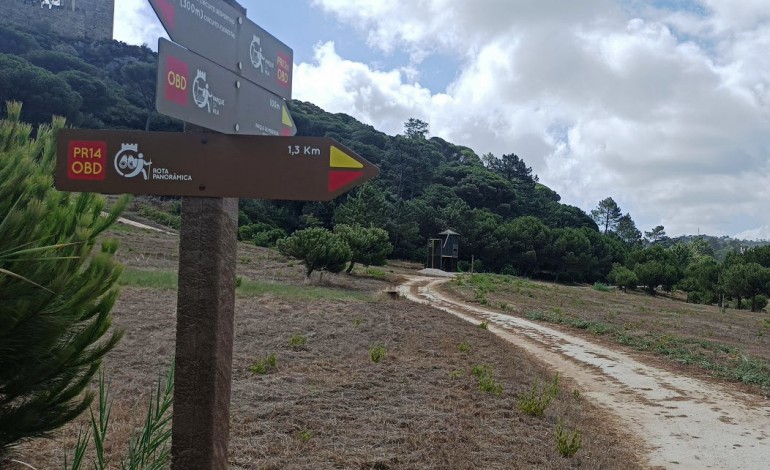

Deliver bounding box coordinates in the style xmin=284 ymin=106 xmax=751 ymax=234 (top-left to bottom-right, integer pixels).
xmin=398 ymin=276 xmax=770 ymax=469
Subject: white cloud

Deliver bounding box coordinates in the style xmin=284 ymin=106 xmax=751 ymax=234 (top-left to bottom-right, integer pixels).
xmin=304 ymin=0 xmax=770 ymax=237
xmin=700 ymin=0 xmax=770 ymax=33
xmin=736 ymin=226 xmax=770 ymax=241
xmin=113 ymin=0 xmax=166 ymax=48
xmin=114 ymin=0 xmax=770 ymax=237
xmin=294 ymin=42 xmax=440 ymax=135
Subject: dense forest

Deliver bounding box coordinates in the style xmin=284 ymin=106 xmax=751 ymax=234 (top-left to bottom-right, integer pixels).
xmin=3 ymin=22 xmax=770 ymax=310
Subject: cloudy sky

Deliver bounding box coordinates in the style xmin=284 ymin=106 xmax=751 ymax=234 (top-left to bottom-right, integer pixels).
xmin=116 ymin=0 xmax=770 ymax=239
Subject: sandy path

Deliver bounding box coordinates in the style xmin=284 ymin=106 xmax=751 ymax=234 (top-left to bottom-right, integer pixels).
xmin=398 ymin=276 xmax=770 ymax=470
xmin=116 ymin=217 xmax=174 ymax=234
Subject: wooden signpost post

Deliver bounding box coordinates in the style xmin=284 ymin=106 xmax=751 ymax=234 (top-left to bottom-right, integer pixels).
xmin=54 ymin=1 xmax=378 ymax=468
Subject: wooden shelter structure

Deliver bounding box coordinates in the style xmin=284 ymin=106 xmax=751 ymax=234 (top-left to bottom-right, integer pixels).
xmin=427 ymin=229 xmax=460 ymax=272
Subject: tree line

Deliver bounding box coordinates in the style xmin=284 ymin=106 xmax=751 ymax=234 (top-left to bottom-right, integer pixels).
xmin=2 ymin=24 xmax=768 ymax=310
xmin=589 ymin=197 xmax=770 ymax=311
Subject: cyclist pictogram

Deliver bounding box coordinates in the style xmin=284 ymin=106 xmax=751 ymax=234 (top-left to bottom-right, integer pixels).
xmin=114 ymin=143 xmax=152 ymax=180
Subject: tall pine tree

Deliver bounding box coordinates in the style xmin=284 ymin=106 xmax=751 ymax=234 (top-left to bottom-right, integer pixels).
xmin=591 ymin=197 xmax=622 ymax=234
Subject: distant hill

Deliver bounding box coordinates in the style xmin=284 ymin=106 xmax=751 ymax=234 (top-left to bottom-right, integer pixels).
xmin=669 ymin=234 xmax=770 ymax=261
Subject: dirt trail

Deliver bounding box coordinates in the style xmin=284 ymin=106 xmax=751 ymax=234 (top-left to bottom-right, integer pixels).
xmin=398 ymin=276 xmax=770 ymax=470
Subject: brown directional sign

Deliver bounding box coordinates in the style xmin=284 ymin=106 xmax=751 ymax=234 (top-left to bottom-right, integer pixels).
xmin=55 ymin=129 xmax=379 ymax=201
xmin=148 ymin=0 xmax=293 ymax=100
xmin=157 ymin=38 xmax=296 ymax=136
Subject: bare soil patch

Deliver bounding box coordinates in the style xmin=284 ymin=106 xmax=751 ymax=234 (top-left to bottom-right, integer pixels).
xmin=7 ymin=227 xmax=644 ymax=469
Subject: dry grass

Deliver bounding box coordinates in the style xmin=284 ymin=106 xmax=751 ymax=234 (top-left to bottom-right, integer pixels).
xmin=443 ymin=274 xmax=770 ymax=394
xmin=6 ymin=227 xmax=646 ymax=469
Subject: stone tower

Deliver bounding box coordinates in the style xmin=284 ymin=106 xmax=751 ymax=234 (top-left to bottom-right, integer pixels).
xmin=0 ymin=0 xmax=114 ymax=41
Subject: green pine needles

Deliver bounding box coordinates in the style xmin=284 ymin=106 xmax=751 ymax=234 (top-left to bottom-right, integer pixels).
xmin=276 ymin=227 xmax=352 ymax=278
xmin=0 ymin=102 xmax=128 ymax=454
xmin=65 ymin=365 xmax=175 ymax=470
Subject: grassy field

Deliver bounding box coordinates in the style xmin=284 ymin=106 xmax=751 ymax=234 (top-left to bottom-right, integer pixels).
xmin=442 ymin=274 xmax=770 ymax=396
xmin=5 ymin=225 xmax=645 ymax=469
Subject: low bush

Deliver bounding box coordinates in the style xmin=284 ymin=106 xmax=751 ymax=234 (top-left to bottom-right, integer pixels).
xmin=289 ymin=334 xmax=308 ymax=349
xmin=555 ymin=419 xmax=582 ymax=457
xmin=471 ymin=365 xmax=503 ymax=397
xmin=517 ymin=373 xmax=560 ymax=417
xmin=249 ymin=353 xmax=277 ymax=375
xmin=592 ymin=282 xmax=610 ymax=292
xmin=369 ymin=344 xmax=386 ymax=363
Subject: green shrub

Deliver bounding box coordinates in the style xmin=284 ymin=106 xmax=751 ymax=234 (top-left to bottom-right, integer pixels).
xmin=249 ymin=353 xmax=277 ymax=375
xmin=478 ymin=321 xmax=489 ymax=330
xmin=289 ymin=334 xmax=307 ymax=349
xmin=471 ymin=365 xmax=491 ymax=378
xmin=238 ymin=222 xmax=286 ymax=247
xmin=475 ymin=291 xmax=488 ymax=304
xmin=471 ymin=365 xmax=503 ymax=396
xmin=457 ymin=342 xmax=471 ymax=354
xmin=277 ymin=227 xmax=352 ymax=278
xmin=608 ymin=265 xmax=638 ymax=292
xmin=592 ymin=282 xmax=610 ymax=292
xmin=501 ymin=265 xmax=518 ymax=276
xmin=365 ymin=267 xmax=386 ymax=278
xmin=369 ymin=344 xmax=387 ymax=363
xmin=478 ymin=375 xmax=503 ymax=396
xmin=334 ymin=224 xmax=392 ymax=274
xmin=555 ymin=420 xmax=582 ymax=457
xmin=754 ymin=294 xmax=768 ymax=311
xmin=517 ymin=373 xmax=560 ymax=417
xmin=253 ymin=227 xmax=287 ymax=248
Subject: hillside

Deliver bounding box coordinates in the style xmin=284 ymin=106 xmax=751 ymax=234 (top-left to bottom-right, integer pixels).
xmin=3 ymin=23 xmax=770 ymax=293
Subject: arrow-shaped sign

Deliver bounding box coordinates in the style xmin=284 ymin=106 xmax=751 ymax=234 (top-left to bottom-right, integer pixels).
xmin=148 ymin=0 xmax=293 ymax=100
xmin=55 ymin=129 xmax=379 ymax=201
xmin=156 ymin=38 xmax=295 ymax=136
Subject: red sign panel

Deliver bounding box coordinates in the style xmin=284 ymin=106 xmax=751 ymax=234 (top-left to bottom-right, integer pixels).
xmin=164 ymin=54 xmax=190 ymax=106
xmin=154 ymin=0 xmax=175 ymax=30
xmin=67 ymin=140 xmax=106 ymax=180
xmin=276 ymin=52 xmax=291 ymax=89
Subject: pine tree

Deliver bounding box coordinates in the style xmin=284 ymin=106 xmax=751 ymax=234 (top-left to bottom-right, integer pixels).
xmin=334 ymin=224 xmax=393 ymax=273
xmin=276 ymin=227 xmax=352 ymax=278
xmin=590 ymin=197 xmax=622 ymax=234
xmin=0 ymin=102 xmax=127 ymax=455
xmin=616 ymin=213 xmax=642 ymax=247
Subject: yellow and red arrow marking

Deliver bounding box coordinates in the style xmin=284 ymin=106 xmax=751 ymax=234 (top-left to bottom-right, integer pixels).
xmin=329 ymin=146 xmax=365 ymax=192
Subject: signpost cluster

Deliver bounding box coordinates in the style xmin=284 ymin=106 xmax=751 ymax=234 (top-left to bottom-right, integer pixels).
xmin=54 ymin=1 xmax=378 ymax=468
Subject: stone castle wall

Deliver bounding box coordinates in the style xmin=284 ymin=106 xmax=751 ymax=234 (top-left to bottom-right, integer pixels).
xmin=0 ymin=0 xmax=114 ymax=41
